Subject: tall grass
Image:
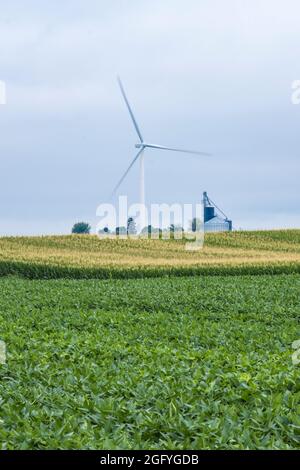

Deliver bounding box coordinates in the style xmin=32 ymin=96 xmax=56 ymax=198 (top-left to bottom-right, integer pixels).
xmin=0 ymin=230 xmax=299 ymax=279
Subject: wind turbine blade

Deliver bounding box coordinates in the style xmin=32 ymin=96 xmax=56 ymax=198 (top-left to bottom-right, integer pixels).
xmin=143 ymin=143 xmax=211 ymax=156
xmin=117 ymin=76 xmax=143 ymax=142
xmin=111 ymin=147 xmax=144 ymax=197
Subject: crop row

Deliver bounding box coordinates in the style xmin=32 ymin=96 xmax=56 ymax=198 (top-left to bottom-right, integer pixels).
xmin=1 ymin=274 xmax=299 ymax=449
xmin=0 ymin=230 xmax=299 ymax=279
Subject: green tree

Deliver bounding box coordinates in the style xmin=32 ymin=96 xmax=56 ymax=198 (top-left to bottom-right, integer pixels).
xmin=141 ymin=225 xmax=154 ymax=235
xmin=169 ymin=224 xmax=184 ymax=233
xmin=71 ymin=222 xmax=91 ymax=234
xmin=141 ymin=225 xmax=162 ymax=238
xmin=98 ymin=227 xmax=110 ymax=235
xmin=115 ymin=226 xmax=127 ymax=235
xmin=190 ymin=217 xmax=202 ymax=232
xmin=127 ymin=217 xmax=137 ymax=235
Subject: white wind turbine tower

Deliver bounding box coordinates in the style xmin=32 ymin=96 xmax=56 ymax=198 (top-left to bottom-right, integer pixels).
xmin=112 ymin=77 xmax=211 ymax=231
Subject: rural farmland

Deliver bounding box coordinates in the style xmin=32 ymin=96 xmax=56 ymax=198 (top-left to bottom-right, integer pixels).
xmin=0 ymin=230 xmax=299 ymax=278
xmin=0 ymin=230 xmax=300 ymax=449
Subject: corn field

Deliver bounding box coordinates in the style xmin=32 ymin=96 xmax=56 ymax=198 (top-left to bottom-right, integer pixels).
xmin=0 ymin=230 xmax=299 ymax=279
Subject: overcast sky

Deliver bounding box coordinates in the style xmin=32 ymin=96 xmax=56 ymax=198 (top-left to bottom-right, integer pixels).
xmin=0 ymin=0 xmax=299 ymax=234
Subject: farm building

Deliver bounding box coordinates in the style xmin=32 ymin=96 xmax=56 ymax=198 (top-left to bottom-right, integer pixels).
xmin=203 ymin=191 xmax=232 ymax=232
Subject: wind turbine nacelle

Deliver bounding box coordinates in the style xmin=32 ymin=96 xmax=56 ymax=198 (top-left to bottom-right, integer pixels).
xmin=135 ymin=143 xmax=144 ymax=149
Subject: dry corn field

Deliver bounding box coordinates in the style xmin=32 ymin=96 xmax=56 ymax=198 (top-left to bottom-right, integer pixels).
xmin=0 ymin=229 xmax=299 ymax=278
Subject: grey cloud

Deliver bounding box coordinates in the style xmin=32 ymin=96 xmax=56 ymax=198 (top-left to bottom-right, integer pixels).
xmin=0 ymin=0 xmax=299 ymax=234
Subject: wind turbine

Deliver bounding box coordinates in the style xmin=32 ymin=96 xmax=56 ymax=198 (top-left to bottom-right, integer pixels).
xmin=113 ymin=77 xmax=211 ymax=230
